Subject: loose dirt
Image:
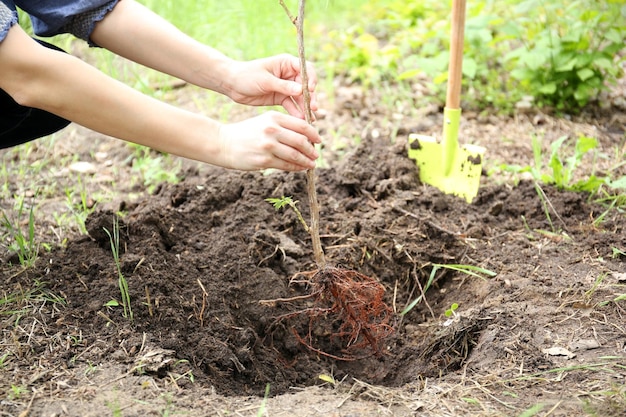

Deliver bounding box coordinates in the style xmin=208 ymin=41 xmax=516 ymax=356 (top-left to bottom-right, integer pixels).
xmin=1 ymin=78 xmax=625 ymax=416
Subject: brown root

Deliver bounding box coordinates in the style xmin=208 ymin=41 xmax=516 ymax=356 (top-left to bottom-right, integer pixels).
xmin=262 ymin=266 xmax=394 ymax=360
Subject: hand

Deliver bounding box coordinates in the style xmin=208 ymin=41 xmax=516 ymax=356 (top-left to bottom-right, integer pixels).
xmin=224 ymin=54 xmax=318 ymax=119
xmin=217 ymin=111 xmax=321 ymax=171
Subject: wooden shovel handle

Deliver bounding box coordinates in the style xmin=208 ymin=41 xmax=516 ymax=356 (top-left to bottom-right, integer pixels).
xmin=446 ymin=0 xmax=466 ymax=110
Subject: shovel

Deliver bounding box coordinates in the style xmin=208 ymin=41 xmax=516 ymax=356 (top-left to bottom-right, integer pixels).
xmin=407 ymin=0 xmax=484 ymax=203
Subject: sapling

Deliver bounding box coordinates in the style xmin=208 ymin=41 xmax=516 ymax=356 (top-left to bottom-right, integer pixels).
xmin=279 ymin=0 xmax=325 ymax=268
xmin=259 ymin=0 xmax=394 ymax=360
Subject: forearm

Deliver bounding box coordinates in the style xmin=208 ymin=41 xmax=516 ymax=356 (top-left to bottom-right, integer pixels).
xmin=90 ymin=0 xmax=235 ymax=95
xmin=0 ymin=26 xmax=224 ymax=165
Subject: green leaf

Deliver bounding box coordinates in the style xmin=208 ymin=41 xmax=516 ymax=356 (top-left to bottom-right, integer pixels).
xmin=574 ymin=135 xmax=598 ymax=157
xmin=397 ymin=68 xmax=422 ymax=80
xmin=463 ymin=58 xmax=478 ymax=79
xmin=538 ymin=83 xmax=557 ymax=94
xmin=594 ymin=57 xmax=613 ymax=70
xmin=576 ymin=68 xmax=595 ymax=81
xmin=556 ymin=57 xmax=577 ymax=72
xmin=608 ymin=176 xmax=626 ymax=190
xmin=605 ymin=28 xmax=623 ymax=44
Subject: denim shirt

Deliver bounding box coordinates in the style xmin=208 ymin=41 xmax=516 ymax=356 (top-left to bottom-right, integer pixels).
xmin=1 ymin=0 xmax=119 ymax=45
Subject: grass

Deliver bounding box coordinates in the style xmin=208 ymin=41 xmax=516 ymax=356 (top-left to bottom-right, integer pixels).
xmin=83 ymin=0 xmax=371 ymax=94
xmin=400 ymin=263 xmax=497 ymax=316
xmin=1 ymin=2 xmax=625 ymax=416
xmin=103 ymin=216 xmax=133 ymax=322
xmin=1 ymin=196 xmax=39 ymax=268
xmin=0 ymin=278 xmax=66 ymax=343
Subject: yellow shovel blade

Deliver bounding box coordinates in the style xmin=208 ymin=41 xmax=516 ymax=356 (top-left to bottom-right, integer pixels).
xmin=408 ymin=134 xmax=484 ymax=203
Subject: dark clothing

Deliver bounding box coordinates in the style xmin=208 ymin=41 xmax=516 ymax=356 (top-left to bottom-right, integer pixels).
xmin=0 ymin=40 xmax=71 ymax=148
xmin=0 ymin=0 xmax=119 ymax=147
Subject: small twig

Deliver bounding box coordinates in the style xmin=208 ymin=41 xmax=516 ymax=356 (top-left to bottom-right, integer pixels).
xmin=18 ymin=391 xmax=36 ymax=417
xmin=197 ymin=279 xmax=209 ymax=327
xmin=278 ymin=0 xmax=296 ymax=24
xmin=145 ymin=285 xmax=153 ymax=317
xmin=97 ymin=310 xmax=115 ymax=326
xmin=259 ymin=292 xmax=319 ymax=307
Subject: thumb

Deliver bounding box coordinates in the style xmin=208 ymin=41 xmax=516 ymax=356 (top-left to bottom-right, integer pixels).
xmin=274 ymin=79 xmax=302 ymax=97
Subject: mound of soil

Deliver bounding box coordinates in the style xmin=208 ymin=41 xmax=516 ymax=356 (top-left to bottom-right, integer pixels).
xmin=5 ymin=134 xmax=624 ymax=406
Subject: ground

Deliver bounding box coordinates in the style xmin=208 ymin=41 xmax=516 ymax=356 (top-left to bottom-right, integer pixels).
xmin=1 ymin=72 xmax=625 ymax=416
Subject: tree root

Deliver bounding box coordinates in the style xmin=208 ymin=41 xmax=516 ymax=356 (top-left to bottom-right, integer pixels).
xmin=261 ymin=266 xmax=394 ymax=360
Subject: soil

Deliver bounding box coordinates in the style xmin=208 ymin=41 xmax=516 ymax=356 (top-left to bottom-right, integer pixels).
xmin=1 ymin=75 xmax=626 ymax=416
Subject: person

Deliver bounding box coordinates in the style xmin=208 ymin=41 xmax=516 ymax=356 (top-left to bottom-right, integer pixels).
xmin=0 ymin=0 xmax=321 ymax=172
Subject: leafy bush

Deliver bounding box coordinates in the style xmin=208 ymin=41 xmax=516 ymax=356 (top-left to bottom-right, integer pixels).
xmin=504 ymin=0 xmax=626 ymax=112
xmin=316 ymin=0 xmax=626 ymax=114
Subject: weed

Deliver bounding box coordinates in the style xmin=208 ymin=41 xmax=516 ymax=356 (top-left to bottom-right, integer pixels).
xmin=518 ymin=403 xmax=545 ymax=417
xmin=103 ymin=216 xmax=133 ymax=321
xmin=256 ymin=383 xmax=270 ymax=417
xmin=611 ymin=247 xmax=625 ymax=259
xmin=325 ymin=0 xmax=625 ymax=113
xmin=105 ymin=398 xmax=123 ymax=417
xmin=130 ymin=146 xmax=181 ymax=194
xmin=584 ymin=272 xmax=608 ymax=301
xmin=0 ymin=279 xmax=66 ymax=327
xmin=64 ymin=176 xmax=96 ymax=235
xmin=401 ymin=263 xmax=496 ymax=316
xmin=8 ymin=384 xmax=28 ymax=400
xmin=444 ymin=302 xmax=459 ymax=318
xmin=0 ymin=352 xmax=11 ymax=368
xmin=265 ymin=196 xmax=309 ymax=232
xmin=1 ymin=196 xmax=38 ymax=267
xmin=504 ymin=0 xmax=626 ymax=112
xmin=497 ymin=134 xmax=626 ymax=210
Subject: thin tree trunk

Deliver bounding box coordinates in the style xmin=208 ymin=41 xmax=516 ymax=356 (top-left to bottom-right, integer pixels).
xmin=282 ymin=0 xmax=326 ymax=268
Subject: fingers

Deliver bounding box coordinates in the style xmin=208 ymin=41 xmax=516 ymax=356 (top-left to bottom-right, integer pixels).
xmin=271 ymin=55 xmax=318 ymax=117
xmin=218 ymin=112 xmax=321 ymax=172
xmin=262 ymin=113 xmax=320 ymax=170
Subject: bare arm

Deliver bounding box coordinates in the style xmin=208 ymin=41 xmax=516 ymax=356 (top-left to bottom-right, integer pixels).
xmin=90 ymin=0 xmax=318 ymax=118
xmin=90 ymin=0 xmax=234 ymax=95
xmin=0 ymin=25 xmax=320 ymax=171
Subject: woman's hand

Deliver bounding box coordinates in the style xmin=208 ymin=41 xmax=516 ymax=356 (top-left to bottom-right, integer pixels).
xmin=224 ymin=54 xmax=318 ymax=119
xmin=217 ymin=111 xmax=321 ymax=171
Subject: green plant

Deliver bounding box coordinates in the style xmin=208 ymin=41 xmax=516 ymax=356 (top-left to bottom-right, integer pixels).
xmin=64 ymin=176 xmax=96 ymax=235
xmin=8 ymin=384 xmax=28 ymax=400
xmin=401 ymin=263 xmax=496 ymax=315
xmin=505 ymin=0 xmax=626 ymax=112
xmin=265 ymin=196 xmax=309 ymax=232
xmin=612 ymin=247 xmax=625 ymax=259
xmin=130 ymin=146 xmax=181 ymax=194
xmin=518 ymin=403 xmax=546 ymax=417
xmin=103 ymin=216 xmax=133 ymax=321
xmin=257 ymin=383 xmax=271 ymax=417
xmin=444 ymin=302 xmax=459 ymax=317
xmin=105 ymin=397 xmax=123 ymax=417
xmin=0 ymin=280 xmax=65 ymax=325
xmin=0 ymin=352 xmax=11 ymax=369
xmin=1 ymin=196 xmax=39 ymax=267
xmin=498 ymin=134 xmax=626 ymax=198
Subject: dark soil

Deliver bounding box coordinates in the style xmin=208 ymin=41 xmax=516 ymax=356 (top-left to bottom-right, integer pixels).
xmin=4 ymin=132 xmax=625 ymax=406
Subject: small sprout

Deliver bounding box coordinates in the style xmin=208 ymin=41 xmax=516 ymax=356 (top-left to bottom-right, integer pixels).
xmin=611 ymin=247 xmax=625 ymax=259
xmin=265 ymin=196 xmax=310 ymax=233
xmin=266 ymin=195 xmax=297 ymax=210
xmin=445 ymin=303 xmax=459 ymax=317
